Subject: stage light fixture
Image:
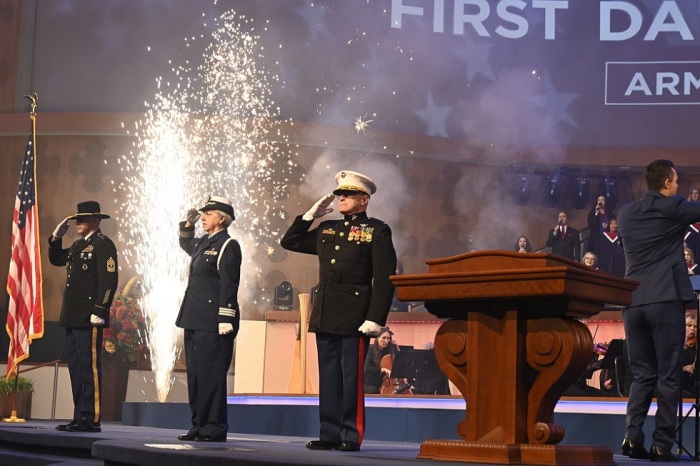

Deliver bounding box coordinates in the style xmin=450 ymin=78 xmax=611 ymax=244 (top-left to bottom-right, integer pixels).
xmin=600 ymin=178 xmax=619 ymax=210
xmin=542 ymin=172 xmax=562 ymax=208
xmin=569 ymin=174 xmax=590 ymax=210
xmin=274 ymin=281 xmax=293 ymax=310
xmin=510 ymin=173 xmax=532 ymax=206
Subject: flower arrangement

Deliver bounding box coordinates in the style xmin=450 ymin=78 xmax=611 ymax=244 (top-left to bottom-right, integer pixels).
xmin=103 ymin=277 xmax=148 ymax=363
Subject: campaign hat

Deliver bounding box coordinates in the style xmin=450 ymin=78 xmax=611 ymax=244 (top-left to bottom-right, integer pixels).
xmin=67 ymin=201 xmax=110 ymax=220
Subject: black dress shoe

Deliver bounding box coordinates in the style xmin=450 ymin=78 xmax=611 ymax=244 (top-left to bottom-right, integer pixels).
xmin=67 ymin=417 xmax=101 ymax=433
xmin=306 ymin=440 xmax=341 ymax=450
xmin=194 ymin=433 xmax=227 ymax=442
xmin=650 ymin=445 xmax=679 ymax=462
xmin=56 ymin=420 xmax=78 ymax=431
xmin=338 ymin=441 xmax=361 ymax=452
xmin=621 ymin=438 xmax=649 ymax=459
xmin=178 ymin=433 xmax=197 ymax=441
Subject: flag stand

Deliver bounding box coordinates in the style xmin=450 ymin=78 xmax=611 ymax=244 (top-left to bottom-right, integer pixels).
xmin=2 ymin=367 xmax=26 ymax=423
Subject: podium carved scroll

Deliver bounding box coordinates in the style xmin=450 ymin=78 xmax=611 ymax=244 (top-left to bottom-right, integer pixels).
xmin=393 ymin=251 xmax=638 ymax=465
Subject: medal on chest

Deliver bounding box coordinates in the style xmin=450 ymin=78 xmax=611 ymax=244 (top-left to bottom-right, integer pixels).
xmin=348 ymin=225 xmax=374 ymax=243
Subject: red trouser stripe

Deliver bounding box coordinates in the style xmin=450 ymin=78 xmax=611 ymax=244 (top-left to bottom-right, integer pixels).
xmin=356 ymin=336 xmax=367 ymax=444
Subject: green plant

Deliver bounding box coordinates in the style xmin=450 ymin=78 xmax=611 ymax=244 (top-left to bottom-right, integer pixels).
xmin=0 ymin=376 xmax=35 ymax=395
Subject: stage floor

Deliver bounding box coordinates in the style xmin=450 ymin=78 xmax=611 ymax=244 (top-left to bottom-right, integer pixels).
xmin=0 ymin=420 xmax=689 ymax=466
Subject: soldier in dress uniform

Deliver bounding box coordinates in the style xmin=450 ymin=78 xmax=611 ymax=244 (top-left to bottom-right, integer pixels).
xmin=176 ymin=196 xmax=241 ymax=443
xmin=281 ymin=170 xmax=397 ymax=452
xmin=49 ymin=201 xmax=118 ymax=433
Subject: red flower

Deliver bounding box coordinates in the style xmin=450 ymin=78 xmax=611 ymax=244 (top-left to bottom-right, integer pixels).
xmin=104 ymin=286 xmax=148 ymax=363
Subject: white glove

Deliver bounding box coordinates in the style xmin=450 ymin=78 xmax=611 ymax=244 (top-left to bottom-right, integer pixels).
xmin=185 ymin=208 xmax=201 ymax=226
xmin=358 ymin=320 xmax=382 ymax=336
xmin=52 ymin=217 xmax=71 ymax=239
xmin=219 ymin=323 xmax=234 ymax=335
xmin=90 ymin=314 xmax=105 ymax=326
xmin=302 ymin=193 xmax=335 ymax=221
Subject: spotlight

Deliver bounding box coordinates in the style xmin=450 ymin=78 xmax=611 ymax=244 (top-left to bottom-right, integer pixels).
xmin=511 ymin=173 xmax=532 ymax=206
xmin=569 ymin=175 xmax=590 ymax=210
xmin=542 ymin=172 xmax=562 ymax=208
xmin=600 ymin=178 xmax=619 ymax=210
xmin=274 ymin=281 xmax=293 ymax=310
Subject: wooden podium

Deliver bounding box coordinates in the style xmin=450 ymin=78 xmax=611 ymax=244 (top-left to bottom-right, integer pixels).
xmin=392 ymin=251 xmax=638 ymax=465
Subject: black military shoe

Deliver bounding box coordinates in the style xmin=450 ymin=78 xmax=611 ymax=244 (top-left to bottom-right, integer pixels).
xmin=338 ymin=441 xmax=361 ymax=452
xmin=67 ymin=417 xmax=101 ymax=433
xmin=56 ymin=420 xmax=78 ymax=431
xmin=306 ymin=439 xmax=341 ymax=450
xmin=178 ymin=433 xmax=197 ymax=441
xmin=194 ymin=433 xmax=227 ymax=442
xmin=650 ymin=445 xmax=679 ymax=462
xmin=621 ymin=438 xmax=649 ymax=459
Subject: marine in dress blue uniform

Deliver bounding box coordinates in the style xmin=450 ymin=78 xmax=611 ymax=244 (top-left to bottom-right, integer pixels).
xmin=281 ymin=171 xmax=397 ymax=452
xmin=617 ymin=160 xmax=700 ymax=461
xmin=177 ymin=196 xmax=241 ymax=443
xmin=49 ymin=201 xmax=118 ymax=433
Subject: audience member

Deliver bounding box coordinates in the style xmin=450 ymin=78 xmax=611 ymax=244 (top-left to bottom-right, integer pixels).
xmin=514 ymin=235 xmax=532 ymax=253
xmin=546 ymin=211 xmax=580 ymax=261
xmin=688 ymin=188 xmax=700 ymax=202
xmin=587 ymin=195 xmax=616 ymax=254
xmin=596 ymin=219 xmax=626 ymax=277
xmin=685 ymin=247 xmax=698 ymax=275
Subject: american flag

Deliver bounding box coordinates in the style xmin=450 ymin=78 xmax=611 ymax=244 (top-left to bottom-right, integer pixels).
xmin=6 ymin=111 xmax=44 ymax=379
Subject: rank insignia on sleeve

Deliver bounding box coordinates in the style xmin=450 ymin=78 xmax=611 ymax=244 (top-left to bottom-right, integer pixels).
xmin=107 ymin=257 xmax=116 ymax=272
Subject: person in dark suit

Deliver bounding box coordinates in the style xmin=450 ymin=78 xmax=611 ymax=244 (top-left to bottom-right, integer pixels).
xmin=617 ymin=159 xmax=700 ymax=462
xmin=49 ymin=201 xmax=118 ymax=433
xmin=281 ymin=170 xmax=397 ymax=452
xmin=546 ymin=211 xmax=581 ymax=261
xmin=176 ymin=196 xmax=241 ymax=443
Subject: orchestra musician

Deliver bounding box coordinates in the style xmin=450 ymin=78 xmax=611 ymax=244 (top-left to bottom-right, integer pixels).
xmin=363 ymin=327 xmax=399 ymax=394
xmin=683 ymin=311 xmax=698 ymax=397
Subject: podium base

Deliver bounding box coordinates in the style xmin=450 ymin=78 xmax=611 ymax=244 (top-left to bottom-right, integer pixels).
xmin=418 ymin=440 xmax=615 ymax=465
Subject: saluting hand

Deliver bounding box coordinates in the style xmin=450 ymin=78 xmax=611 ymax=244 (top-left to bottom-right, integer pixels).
xmin=302 ymin=193 xmax=335 ymax=221
xmin=185 ymin=208 xmax=201 ymax=227
xmin=52 ymin=217 xmax=71 ymax=240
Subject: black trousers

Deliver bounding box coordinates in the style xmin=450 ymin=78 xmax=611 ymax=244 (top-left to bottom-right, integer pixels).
xmin=315 ymin=333 xmax=369 ymax=444
xmin=64 ymin=326 xmax=103 ymax=423
xmin=623 ymin=301 xmax=685 ymax=450
xmin=183 ymin=329 xmax=234 ymax=438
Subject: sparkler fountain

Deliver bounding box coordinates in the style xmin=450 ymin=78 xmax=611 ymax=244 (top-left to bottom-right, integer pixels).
xmin=115 ymin=11 xmax=293 ymax=402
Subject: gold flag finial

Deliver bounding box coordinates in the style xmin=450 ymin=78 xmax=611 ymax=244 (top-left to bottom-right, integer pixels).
xmin=23 ymin=93 xmax=38 ymax=115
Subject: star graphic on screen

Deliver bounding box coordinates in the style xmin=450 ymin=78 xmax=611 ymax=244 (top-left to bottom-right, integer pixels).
xmin=539 ymin=73 xmax=580 ymax=130
xmin=454 ymin=40 xmax=496 ymax=83
xmin=414 ymin=91 xmax=451 ymax=137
